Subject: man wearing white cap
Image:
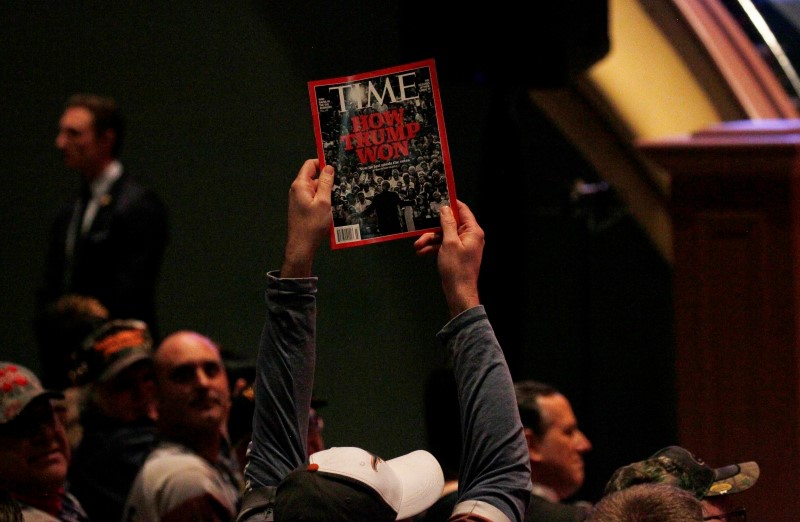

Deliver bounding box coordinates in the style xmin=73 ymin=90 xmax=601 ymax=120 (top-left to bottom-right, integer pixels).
xmin=236 ymin=159 xmax=532 ymax=522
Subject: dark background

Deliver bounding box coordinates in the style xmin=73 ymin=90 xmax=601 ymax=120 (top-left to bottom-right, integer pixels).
xmin=1 ymin=0 xmax=676 ymax=502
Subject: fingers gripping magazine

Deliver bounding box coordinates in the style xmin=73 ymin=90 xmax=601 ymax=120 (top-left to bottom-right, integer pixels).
xmin=308 ymin=59 xmax=458 ymax=249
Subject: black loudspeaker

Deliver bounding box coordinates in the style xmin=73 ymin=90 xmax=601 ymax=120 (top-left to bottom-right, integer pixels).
xmin=401 ymin=0 xmax=610 ymax=87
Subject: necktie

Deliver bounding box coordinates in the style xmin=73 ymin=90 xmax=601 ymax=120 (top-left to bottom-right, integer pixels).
xmin=63 ymin=186 xmax=91 ymax=288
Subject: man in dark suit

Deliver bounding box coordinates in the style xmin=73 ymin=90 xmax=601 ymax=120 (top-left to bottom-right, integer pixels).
xmin=359 ymin=179 xmax=404 ymax=235
xmin=38 ymin=93 xmax=169 ymax=358
xmin=515 ymin=380 xmax=593 ymax=522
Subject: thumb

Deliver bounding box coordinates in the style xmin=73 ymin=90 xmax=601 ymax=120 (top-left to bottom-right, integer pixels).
xmin=439 ymin=205 xmax=457 ymax=240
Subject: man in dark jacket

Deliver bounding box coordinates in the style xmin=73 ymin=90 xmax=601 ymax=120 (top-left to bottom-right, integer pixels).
xmin=38 ymin=93 xmax=169 ymax=341
xmin=515 ymin=380 xmax=593 ymax=522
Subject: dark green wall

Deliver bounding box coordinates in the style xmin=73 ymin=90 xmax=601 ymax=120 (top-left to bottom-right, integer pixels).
xmin=1 ymin=1 xmax=674 ymax=502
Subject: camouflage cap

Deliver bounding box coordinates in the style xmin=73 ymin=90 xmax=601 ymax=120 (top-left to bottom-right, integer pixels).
xmin=0 ymin=362 xmax=64 ymax=424
xmin=604 ymin=446 xmax=759 ymax=499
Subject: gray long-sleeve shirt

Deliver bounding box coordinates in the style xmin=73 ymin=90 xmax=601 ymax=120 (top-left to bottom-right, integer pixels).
xmin=238 ymin=271 xmax=531 ymax=522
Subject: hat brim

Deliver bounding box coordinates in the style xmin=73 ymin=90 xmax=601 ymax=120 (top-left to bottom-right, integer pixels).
xmin=308 ymin=447 xmax=444 ymax=520
xmin=385 ymin=450 xmax=445 ymax=519
xmin=99 ymin=352 xmax=151 ymax=382
xmin=707 ymin=461 xmax=760 ymax=496
xmin=6 ymin=390 xmax=66 ymax=424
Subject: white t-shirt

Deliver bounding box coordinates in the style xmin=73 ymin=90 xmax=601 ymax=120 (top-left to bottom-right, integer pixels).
xmin=122 ymin=441 xmax=240 ymax=521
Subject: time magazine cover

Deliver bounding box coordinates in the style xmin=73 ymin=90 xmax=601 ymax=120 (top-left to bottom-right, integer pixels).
xmin=308 ymin=58 xmax=458 ymax=249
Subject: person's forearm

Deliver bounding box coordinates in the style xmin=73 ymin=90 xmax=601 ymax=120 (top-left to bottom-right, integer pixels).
xmin=443 ymin=285 xmax=480 ymax=319
xmin=280 ymin=241 xmax=316 ymax=278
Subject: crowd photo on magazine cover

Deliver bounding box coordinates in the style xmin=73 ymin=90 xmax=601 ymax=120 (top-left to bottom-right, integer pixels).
xmin=315 ymin=81 xmax=454 ymax=242
xmin=331 ymin=148 xmax=451 ymax=238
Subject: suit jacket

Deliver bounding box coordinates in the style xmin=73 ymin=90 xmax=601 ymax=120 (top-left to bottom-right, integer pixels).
xmin=39 ymin=171 xmax=169 ymax=340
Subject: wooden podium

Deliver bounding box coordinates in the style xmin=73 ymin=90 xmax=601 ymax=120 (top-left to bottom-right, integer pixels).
xmin=637 ymin=120 xmax=800 ymax=520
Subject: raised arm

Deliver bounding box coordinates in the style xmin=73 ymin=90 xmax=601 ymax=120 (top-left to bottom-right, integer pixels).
xmin=416 ymin=201 xmax=532 ymax=522
xmin=238 ymin=160 xmax=333 ymax=519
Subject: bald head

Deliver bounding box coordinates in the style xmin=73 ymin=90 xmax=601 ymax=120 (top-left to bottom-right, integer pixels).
xmin=153 ymin=331 xmax=230 ymax=441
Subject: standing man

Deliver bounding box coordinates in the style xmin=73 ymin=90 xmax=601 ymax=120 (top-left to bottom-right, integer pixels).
xmin=514 ymin=380 xmax=593 ymax=522
xmin=122 ymin=330 xmax=242 ymax=521
xmin=360 ymin=179 xmax=404 ymax=234
xmin=38 ymin=93 xmax=169 ymax=341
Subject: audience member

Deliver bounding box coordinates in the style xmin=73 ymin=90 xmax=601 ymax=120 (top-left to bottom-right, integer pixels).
xmin=38 ymin=92 xmax=170 ymax=341
xmin=603 ymin=446 xmax=758 ymax=521
xmin=226 ymin=358 xmax=328 ymax=475
xmin=514 ymin=380 xmax=593 ymax=521
xmin=29 ymin=293 xmax=110 ymax=449
xmin=122 ymin=330 xmax=243 ymax=521
xmin=226 ymin=361 xmax=257 ymax=475
xmin=32 ymin=293 xmax=109 ymax=390
xmin=0 ymin=362 xmax=89 ymax=521
xmin=586 ymin=483 xmax=703 ymax=522
xmin=306 ymin=397 xmax=327 ymax=457
xmin=68 ymin=319 xmax=159 ymax=522
xmin=236 ymin=159 xmax=531 ymax=522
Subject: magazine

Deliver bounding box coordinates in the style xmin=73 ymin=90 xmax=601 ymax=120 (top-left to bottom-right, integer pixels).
xmin=308 ymin=58 xmax=458 ymax=249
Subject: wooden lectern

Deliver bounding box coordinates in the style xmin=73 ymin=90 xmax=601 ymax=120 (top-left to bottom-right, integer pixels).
xmin=637 ymin=119 xmax=800 ymax=521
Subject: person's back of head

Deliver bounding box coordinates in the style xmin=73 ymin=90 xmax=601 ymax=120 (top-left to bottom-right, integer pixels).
xmin=604 ymin=446 xmax=759 ymax=521
xmin=33 ymin=293 xmax=109 ymax=390
xmin=274 ymin=446 xmax=444 ymax=522
xmin=604 ymin=446 xmax=759 ymax=499
xmin=587 ymin=483 xmax=703 ymax=522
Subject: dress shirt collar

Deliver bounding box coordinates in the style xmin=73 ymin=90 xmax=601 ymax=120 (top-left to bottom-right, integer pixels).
xmin=531 ymin=482 xmax=560 ymax=503
xmin=89 ymin=160 xmax=123 ymax=199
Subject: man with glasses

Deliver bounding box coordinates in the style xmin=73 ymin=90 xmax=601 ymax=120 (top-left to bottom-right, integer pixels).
xmin=603 ymin=446 xmax=757 ymax=521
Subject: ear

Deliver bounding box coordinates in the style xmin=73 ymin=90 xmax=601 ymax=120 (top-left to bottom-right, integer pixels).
xmin=98 ymin=128 xmax=116 ymax=154
xmin=525 ymin=426 xmax=545 ymax=462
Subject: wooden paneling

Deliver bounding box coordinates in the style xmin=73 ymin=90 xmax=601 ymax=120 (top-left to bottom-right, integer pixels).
xmin=638 ymin=120 xmax=800 ymax=521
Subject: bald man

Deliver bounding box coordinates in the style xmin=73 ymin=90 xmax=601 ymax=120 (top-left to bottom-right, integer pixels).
xmin=122 ymin=331 xmax=243 ymax=521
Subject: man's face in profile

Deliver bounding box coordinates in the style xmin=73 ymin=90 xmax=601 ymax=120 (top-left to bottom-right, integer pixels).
xmin=56 ymin=107 xmax=106 ymax=175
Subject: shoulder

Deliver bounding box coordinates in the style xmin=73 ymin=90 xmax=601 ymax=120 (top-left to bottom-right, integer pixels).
xmin=129 ymin=443 xmax=239 ymax=518
xmin=112 ymin=173 xmax=167 ymax=212
xmin=139 ymin=442 xmax=211 ymax=478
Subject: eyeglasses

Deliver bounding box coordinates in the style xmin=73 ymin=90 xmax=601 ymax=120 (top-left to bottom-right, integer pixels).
xmin=703 ymin=506 xmax=746 ymax=521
